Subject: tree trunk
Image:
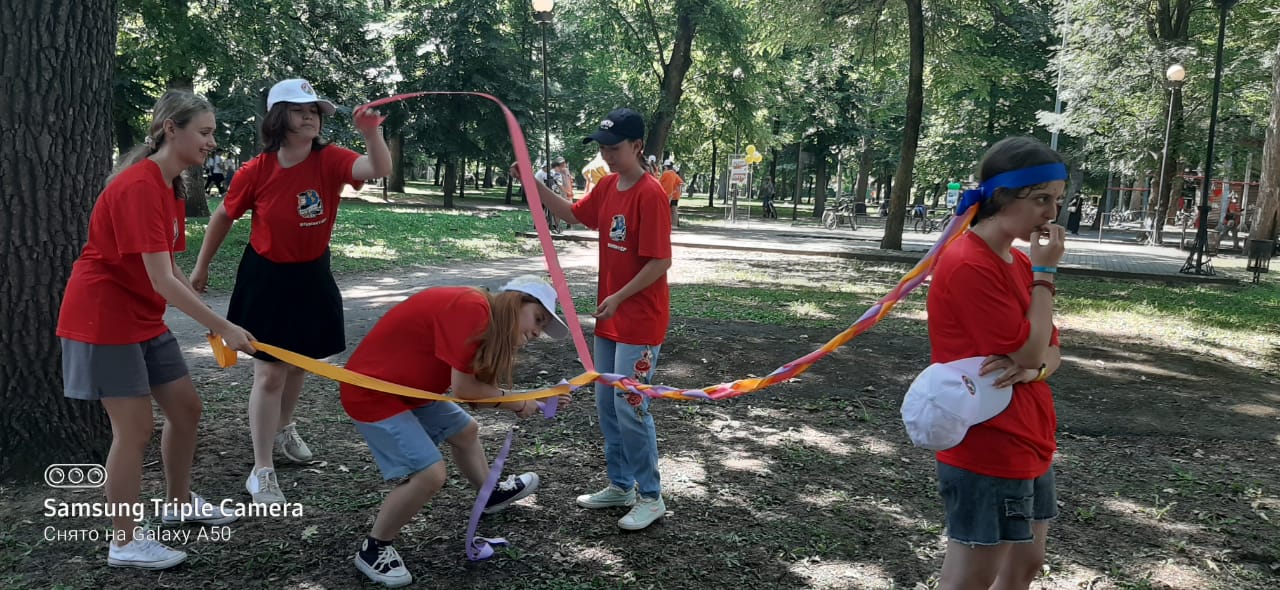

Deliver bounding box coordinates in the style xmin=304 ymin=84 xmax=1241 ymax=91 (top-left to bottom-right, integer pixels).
xmin=1 ymin=0 xmax=116 ymax=479
xmin=708 ymin=135 xmax=718 ymax=207
xmin=504 ymin=175 xmax=514 ymax=205
xmin=434 ymin=154 xmax=443 ymax=186
xmin=1249 ymin=40 xmax=1280 ymax=242
xmin=164 ymin=78 xmax=210 ymax=217
xmin=388 ymin=132 xmax=405 ymax=192
xmin=443 ymin=158 xmax=457 ymax=208
xmin=813 ymin=146 xmax=829 ymax=217
xmin=881 ymin=0 xmax=924 ymax=250
xmin=458 ymin=158 xmax=466 ymax=199
xmin=853 ymin=140 xmax=872 ymax=204
xmin=644 ymin=7 xmax=696 ymax=160
xmin=483 ymin=164 xmax=494 ymax=188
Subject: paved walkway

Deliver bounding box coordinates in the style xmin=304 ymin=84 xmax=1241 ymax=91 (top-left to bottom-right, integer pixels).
xmin=533 ymin=215 xmax=1245 ymax=284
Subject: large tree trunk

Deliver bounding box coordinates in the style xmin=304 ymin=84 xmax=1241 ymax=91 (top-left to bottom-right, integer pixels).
xmin=165 ymin=78 xmax=210 ymax=217
xmin=644 ymin=7 xmax=696 ymax=159
xmin=1249 ymin=40 xmax=1280 ymax=242
xmin=813 ymin=146 xmax=829 ymax=217
xmin=853 ymin=140 xmax=872 ymax=204
xmin=388 ymin=132 xmax=405 ymax=192
xmin=1 ymin=0 xmax=116 ymax=479
xmin=443 ymin=158 xmax=457 ymax=208
xmin=881 ymin=0 xmax=925 ymax=250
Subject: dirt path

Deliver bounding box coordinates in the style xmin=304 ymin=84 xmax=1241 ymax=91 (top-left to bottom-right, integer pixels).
xmin=5 ymin=244 xmax=1277 ymax=590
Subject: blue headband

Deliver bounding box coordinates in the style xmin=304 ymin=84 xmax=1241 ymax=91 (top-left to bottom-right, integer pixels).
xmin=956 ymin=163 xmax=1068 ymax=215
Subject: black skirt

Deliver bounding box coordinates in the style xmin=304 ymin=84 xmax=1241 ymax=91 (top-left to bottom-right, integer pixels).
xmin=226 ymin=246 xmax=345 ymax=362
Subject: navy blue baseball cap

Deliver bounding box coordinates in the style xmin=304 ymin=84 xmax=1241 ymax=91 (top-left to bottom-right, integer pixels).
xmin=583 ymin=108 xmax=645 ymax=146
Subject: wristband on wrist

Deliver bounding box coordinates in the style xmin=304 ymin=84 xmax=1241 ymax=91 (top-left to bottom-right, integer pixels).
xmin=1031 ymin=266 xmax=1057 ymax=274
xmin=1031 ymin=279 xmax=1057 ymax=297
xmin=1033 ymin=363 xmax=1049 ymax=382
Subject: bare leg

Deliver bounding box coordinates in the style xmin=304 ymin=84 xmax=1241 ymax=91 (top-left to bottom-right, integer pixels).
xmin=939 ymin=540 xmax=1009 ymax=590
xmin=990 ymin=521 xmax=1049 ymax=590
xmin=444 ymin=420 xmax=487 ymax=489
xmin=369 ymin=463 xmax=447 ymax=541
xmin=100 ymin=397 xmax=154 ymax=545
xmin=249 ymin=360 xmax=290 ymax=469
xmin=276 ymin=366 xmax=306 ymax=432
xmin=151 ymin=375 xmax=202 ymax=504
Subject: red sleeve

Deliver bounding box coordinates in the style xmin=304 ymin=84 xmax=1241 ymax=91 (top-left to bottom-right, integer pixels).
xmin=113 ymin=181 xmax=174 ymax=255
xmin=325 ymin=145 xmax=364 ymax=192
xmin=637 ymin=184 xmax=673 ymax=259
xmin=222 ymin=155 xmax=261 ymax=220
xmin=942 ymin=261 xmax=1031 ymax=355
xmin=571 ymin=175 xmax=609 ymax=230
xmin=173 ymin=197 xmax=187 ymax=253
xmin=434 ymin=293 xmax=489 ymax=373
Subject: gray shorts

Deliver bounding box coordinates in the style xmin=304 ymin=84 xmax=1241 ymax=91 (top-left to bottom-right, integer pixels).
xmin=61 ymin=331 xmax=189 ymax=400
xmin=937 ymin=462 xmax=1057 ymax=546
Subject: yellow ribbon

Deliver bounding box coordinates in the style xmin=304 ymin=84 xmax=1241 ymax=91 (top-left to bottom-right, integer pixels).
xmin=206 ymin=334 xmax=594 ymax=404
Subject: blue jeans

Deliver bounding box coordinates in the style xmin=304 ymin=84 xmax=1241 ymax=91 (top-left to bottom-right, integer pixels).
xmin=594 ymin=337 xmax=662 ymax=499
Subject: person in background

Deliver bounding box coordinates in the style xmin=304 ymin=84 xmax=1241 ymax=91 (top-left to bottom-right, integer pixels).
xmin=659 ymin=159 xmax=684 ymax=228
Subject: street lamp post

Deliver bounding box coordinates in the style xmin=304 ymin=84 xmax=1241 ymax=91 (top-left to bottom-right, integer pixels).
xmin=1181 ymin=0 xmax=1239 ymax=275
xmin=1153 ymin=63 xmax=1185 ymax=245
xmin=532 ymin=0 xmax=554 ymax=179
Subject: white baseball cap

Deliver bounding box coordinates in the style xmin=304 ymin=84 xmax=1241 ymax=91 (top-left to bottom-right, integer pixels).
xmin=900 ymin=357 xmax=1012 ymax=451
xmin=267 ymin=78 xmax=336 ymax=115
xmin=500 ymin=275 xmax=569 ymax=339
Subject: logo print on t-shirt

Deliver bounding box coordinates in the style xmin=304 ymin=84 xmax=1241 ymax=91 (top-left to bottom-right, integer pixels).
xmin=962 ymin=375 xmax=976 ymax=396
xmin=297 ymin=190 xmax=323 ymax=219
xmin=609 ymin=214 xmax=627 ymax=242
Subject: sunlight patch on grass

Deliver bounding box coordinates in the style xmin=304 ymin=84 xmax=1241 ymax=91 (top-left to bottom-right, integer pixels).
xmin=786 ymin=300 xmax=837 ymax=321
xmin=332 ymin=241 xmax=398 ymax=260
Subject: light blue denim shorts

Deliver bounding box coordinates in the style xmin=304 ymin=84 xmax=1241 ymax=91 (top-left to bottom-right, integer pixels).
xmin=937 ymin=462 xmax=1058 ymax=545
xmin=353 ymin=402 xmax=475 ymax=481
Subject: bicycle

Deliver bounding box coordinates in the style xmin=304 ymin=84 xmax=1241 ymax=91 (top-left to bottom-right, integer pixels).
xmin=913 ymin=210 xmax=953 ymax=233
xmin=821 ymin=198 xmax=858 ymax=231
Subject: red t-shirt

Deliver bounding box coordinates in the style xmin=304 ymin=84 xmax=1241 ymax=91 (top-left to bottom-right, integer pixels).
xmin=340 ymin=287 xmax=489 ymax=423
xmin=222 ymin=146 xmax=362 ymax=263
xmin=659 ymin=170 xmax=682 ymax=201
xmin=926 ymin=231 xmax=1060 ymax=480
xmin=57 ymin=160 xmax=186 ymax=345
xmin=571 ymin=173 xmax=672 ymax=346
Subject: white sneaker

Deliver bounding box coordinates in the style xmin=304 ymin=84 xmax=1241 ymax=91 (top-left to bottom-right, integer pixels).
xmin=161 ymin=492 xmax=239 ymax=525
xmin=355 ymin=538 xmax=413 ymax=587
xmin=618 ymin=495 xmax=666 ymax=530
xmin=107 ymin=538 xmax=187 ymax=570
xmin=274 ymin=422 xmax=313 ymax=463
xmin=576 ymin=484 xmax=636 ymax=509
xmin=245 ymin=466 xmax=287 ymax=505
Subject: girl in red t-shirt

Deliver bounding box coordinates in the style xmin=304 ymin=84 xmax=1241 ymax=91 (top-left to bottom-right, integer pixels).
xmin=518 ymin=108 xmax=673 ymax=532
xmin=340 ymin=277 xmax=570 ymax=587
xmin=187 ymin=79 xmax=391 ymax=506
xmin=926 ymin=137 xmax=1067 ymax=590
xmin=56 ymin=91 xmax=256 ymax=570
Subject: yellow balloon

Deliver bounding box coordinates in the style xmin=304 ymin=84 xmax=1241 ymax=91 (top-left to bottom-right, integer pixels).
xmin=746 ymin=144 xmax=757 ymax=155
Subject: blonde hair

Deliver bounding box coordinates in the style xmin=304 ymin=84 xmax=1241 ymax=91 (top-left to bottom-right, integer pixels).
xmin=107 ymin=90 xmax=214 ymax=199
xmin=469 ymin=289 xmax=537 ymax=387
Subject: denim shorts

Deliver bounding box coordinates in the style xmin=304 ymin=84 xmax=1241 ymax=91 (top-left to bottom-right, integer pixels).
xmin=937 ymin=462 xmax=1058 ymax=546
xmin=61 ymin=331 xmax=189 ymax=400
xmin=352 ymin=403 xmax=475 ymax=481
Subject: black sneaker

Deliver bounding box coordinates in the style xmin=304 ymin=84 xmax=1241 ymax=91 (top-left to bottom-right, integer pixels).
xmin=354 ymin=537 xmax=412 ymax=588
xmin=482 ymin=472 xmax=540 ymax=514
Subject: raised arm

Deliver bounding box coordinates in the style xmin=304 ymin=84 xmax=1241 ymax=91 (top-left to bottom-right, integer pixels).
xmin=350 ymin=108 xmax=392 ymax=180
